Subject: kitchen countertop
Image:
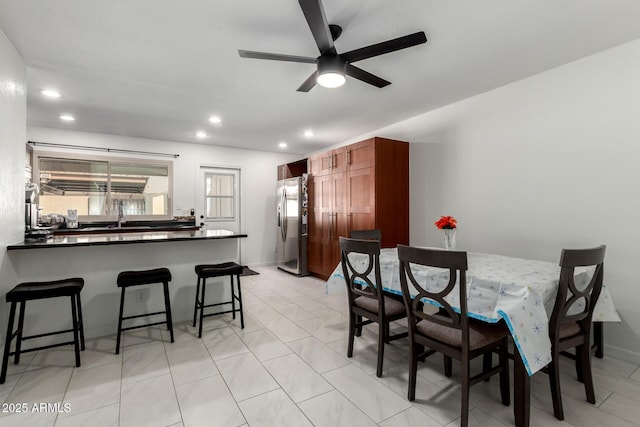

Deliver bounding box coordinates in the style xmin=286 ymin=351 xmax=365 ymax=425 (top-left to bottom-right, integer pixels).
xmin=7 ymin=229 xmax=247 ymax=250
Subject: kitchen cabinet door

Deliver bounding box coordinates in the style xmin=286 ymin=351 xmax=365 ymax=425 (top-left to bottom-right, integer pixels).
xmin=347 ymin=166 xmax=376 ymax=235
xmin=346 ymin=139 xmax=374 ymax=171
xmin=307 ymin=174 xmax=326 ymax=274
xmin=307 ymin=171 xmax=347 ymax=278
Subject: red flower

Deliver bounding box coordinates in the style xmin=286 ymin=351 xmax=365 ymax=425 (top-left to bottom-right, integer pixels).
xmin=434 ymin=215 xmax=457 ymax=229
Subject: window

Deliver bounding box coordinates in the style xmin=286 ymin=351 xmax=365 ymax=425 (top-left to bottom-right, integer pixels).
xmin=36 ymin=154 xmax=172 ymax=220
xmin=205 ymin=172 xmax=235 ymax=220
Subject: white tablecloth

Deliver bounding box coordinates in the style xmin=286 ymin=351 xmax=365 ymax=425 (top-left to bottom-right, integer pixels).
xmin=327 ymin=248 xmax=620 ymax=375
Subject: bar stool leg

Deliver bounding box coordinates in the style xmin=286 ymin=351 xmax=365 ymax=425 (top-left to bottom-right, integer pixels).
xmin=230 ymin=275 xmax=236 ymax=320
xmin=70 ymin=295 xmax=81 ymax=367
xmin=14 ymin=301 xmax=26 ymax=364
xmin=198 ymin=278 xmax=207 ymax=338
xmin=193 ymin=276 xmax=201 ymax=327
xmin=115 ymin=287 xmax=126 ymax=355
xmin=236 ymin=274 xmax=244 ymax=329
xmin=1 ymin=302 xmax=17 ymax=384
xmin=163 ymin=281 xmax=174 ymax=343
xmin=76 ymin=292 xmax=86 ymax=350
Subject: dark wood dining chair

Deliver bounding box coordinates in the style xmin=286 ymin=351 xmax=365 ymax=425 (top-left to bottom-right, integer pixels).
xmin=546 ymin=245 xmax=606 ymax=420
xmin=397 ymin=245 xmax=510 ymax=427
xmin=350 ymin=229 xmax=382 ymax=241
xmin=339 ymin=237 xmax=408 ymax=377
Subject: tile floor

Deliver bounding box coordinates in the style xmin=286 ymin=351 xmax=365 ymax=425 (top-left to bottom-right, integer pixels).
xmin=0 ymin=266 xmax=639 ymax=426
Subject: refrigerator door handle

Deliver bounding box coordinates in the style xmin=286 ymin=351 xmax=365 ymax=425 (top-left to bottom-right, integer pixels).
xmin=277 ymin=198 xmax=281 ymax=227
xmin=281 ymin=189 xmax=287 ymax=242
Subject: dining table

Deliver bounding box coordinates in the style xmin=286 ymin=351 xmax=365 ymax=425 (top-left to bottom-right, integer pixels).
xmin=326 ymin=247 xmax=620 ymax=427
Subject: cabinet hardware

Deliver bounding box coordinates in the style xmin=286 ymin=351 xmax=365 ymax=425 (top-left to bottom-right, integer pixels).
xmin=347 ymin=150 xmax=351 ymax=165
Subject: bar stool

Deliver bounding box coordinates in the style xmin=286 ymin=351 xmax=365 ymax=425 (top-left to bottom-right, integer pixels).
xmin=193 ymin=262 xmax=244 ymax=338
xmin=1 ymin=277 xmax=85 ymax=384
xmin=115 ymin=268 xmax=174 ymax=354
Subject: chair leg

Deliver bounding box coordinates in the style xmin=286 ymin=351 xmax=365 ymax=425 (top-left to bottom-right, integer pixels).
xmin=408 ymin=340 xmax=418 ymax=401
xmin=193 ymin=276 xmax=201 ymax=327
xmin=461 ymin=359 xmax=470 ymax=427
xmin=376 ymin=321 xmax=385 ymax=377
xmin=13 ymin=301 xmax=26 ymax=365
xmin=347 ymin=311 xmax=355 ymax=358
xmin=444 ymin=355 xmax=453 ymax=377
xmin=549 ymin=351 xmax=565 ymax=420
xmin=576 ymin=344 xmax=585 ymax=383
xmin=593 ymin=321 xmax=604 ymax=359
xmin=499 ymin=342 xmax=510 ymax=406
xmin=236 ymin=274 xmax=244 ymax=329
xmin=76 ymin=292 xmax=85 ymax=350
xmin=198 ymin=278 xmax=207 ymax=338
xmin=0 ymin=302 xmax=17 ymax=384
xmin=70 ymin=295 xmax=81 ymax=367
xmin=355 ymin=314 xmax=362 ymax=337
xmin=163 ymin=281 xmax=174 ymax=343
xmin=483 ymin=352 xmax=492 ymax=382
xmin=579 ymin=344 xmax=596 ymax=404
xmin=115 ymin=287 xmax=126 ymax=355
xmin=230 ymin=275 xmax=236 ymax=320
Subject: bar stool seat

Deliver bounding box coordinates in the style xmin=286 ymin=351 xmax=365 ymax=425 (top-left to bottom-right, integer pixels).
xmin=115 ymin=267 xmax=174 ymax=354
xmin=193 ymin=262 xmax=244 ymax=338
xmin=1 ymin=278 xmax=85 ymax=384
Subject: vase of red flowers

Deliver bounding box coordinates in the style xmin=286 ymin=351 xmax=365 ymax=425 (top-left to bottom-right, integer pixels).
xmin=434 ymin=215 xmax=457 ymax=250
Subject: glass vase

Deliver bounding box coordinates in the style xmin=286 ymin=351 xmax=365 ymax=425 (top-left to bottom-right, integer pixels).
xmin=442 ymin=228 xmax=456 ymax=250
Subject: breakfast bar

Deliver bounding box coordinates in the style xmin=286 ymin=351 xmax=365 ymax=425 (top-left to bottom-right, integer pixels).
xmin=7 ymin=228 xmax=247 ymax=251
xmin=6 ymin=229 xmax=248 ymax=342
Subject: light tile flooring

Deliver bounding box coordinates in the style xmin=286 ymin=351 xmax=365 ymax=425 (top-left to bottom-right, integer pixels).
xmin=1 ymin=266 xmax=639 ymax=426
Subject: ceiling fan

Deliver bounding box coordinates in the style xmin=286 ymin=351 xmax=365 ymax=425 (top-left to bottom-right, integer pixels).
xmin=238 ymin=0 xmax=427 ymax=92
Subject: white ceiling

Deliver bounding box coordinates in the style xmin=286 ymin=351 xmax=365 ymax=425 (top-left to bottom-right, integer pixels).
xmin=1 ymin=1 xmax=640 ymax=155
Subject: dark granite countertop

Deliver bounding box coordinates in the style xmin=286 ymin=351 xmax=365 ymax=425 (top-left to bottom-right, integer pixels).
xmin=7 ymin=229 xmax=247 ymax=250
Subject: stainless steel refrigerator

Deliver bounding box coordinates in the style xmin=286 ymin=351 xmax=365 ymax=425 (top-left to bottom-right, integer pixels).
xmin=276 ymin=174 xmax=308 ymax=276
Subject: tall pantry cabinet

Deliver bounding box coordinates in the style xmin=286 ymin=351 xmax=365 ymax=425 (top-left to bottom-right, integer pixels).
xmin=306 ymin=137 xmax=409 ymax=279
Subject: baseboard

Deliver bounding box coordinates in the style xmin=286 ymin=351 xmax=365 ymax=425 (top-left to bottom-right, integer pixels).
xmin=604 ymin=343 xmax=640 ymax=365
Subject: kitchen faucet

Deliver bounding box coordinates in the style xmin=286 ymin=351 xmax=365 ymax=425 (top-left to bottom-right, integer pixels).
xmin=117 ymin=200 xmax=126 ymax=227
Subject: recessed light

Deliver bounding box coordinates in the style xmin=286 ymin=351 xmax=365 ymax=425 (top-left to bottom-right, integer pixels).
xmin=303 ymin=130 xmax=314 ymax=138
xmin=278 ymin=142 xmax=287 ymax=149
xmin=59 ymin=114 xmax=75 ymax=121
xmin=195 ymin=131 xmax=208 ymax=139
xmin=41 ymin=89 xmax=61 ymax=98
xmin=209 ymin=116 xmax=222 ymax=124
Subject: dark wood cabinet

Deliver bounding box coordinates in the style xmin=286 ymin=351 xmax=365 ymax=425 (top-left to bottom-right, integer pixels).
xmin=306 ymin=137 xmax=409 ymax=279
xmin=277 ymin=159 xmax=308 ymax=180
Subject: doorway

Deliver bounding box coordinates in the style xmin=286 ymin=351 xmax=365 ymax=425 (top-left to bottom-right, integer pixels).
xmin=196 ymin=167 xmax=241 ymax=234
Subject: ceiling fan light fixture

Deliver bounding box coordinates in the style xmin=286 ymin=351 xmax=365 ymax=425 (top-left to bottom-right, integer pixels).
xmin=316 ymin=55 xmax=346 ymax=88
xmin=317 ymin=72 xmax=345 ymax=88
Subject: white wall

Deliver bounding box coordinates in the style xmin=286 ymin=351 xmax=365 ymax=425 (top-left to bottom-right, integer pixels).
xmin=27 ymin=126 xmax=300 ymax=266
xmin=0 ymin=29 xmax=26 ymax=345
xmin=346 ymin=39 xmax=640 ymax=363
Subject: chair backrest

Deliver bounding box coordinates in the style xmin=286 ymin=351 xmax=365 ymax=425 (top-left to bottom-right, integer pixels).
xmin=350 ymin=229 xmax=382 ymax=241
xmin=550 ymin=245 xmax=606 ymax=340
xmin=397 ymin=244 xmax=469 ymax=335
xmin=339 ymin=237 xmax=383 ymax=307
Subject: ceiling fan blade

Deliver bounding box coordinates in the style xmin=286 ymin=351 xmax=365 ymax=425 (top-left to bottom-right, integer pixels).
xmin=238 ymin=50 xmax=316 ymax=63
xmin=341 ymin=31 xmax=427 ymax=63
xmin=345 ymin=64 xmax=390 ymax=88
xmin=298 ymin=0 xmax=335 ymax=55
xmin=297 ymin=71 xmax=318 ymax=92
